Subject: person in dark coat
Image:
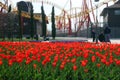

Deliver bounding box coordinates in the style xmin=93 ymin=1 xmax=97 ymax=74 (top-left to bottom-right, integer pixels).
xmin=36 ymin=34 xmax=38 ymax=41
xmin=91 ymin=30 xmax=96 ymax=42
xmin=98 ymin=32 xmax=105 ymax=42
xmin=104 ymin=26 xmax=111 ymax=42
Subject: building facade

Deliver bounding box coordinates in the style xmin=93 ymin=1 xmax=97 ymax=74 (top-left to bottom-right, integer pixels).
xmin=0 ymin=1 xmax=42 ymax=39
xmin=101 ymin=0 xmax=120 ymax=38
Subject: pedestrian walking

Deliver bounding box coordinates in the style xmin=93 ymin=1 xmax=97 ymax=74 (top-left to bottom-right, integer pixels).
xmin=104 ymin=25 xmax=111 ymax=42
xmin=36 ymin=34 xmax=38 ymax=41
xmin=98 ymin=32 xmax=105 ymax=42
xmin=91 ymin=30 xmax=96 ymax=42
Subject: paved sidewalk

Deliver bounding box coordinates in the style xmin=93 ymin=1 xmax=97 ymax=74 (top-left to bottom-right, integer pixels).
xmin=50 ymin=37 xmax=120 ymax=44
xmin=88 ymin=38 xmax=120 ymax=44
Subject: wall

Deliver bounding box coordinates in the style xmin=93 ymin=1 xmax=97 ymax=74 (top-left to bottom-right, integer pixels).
xmin=108 ymin=9 xmax=120 ymax=27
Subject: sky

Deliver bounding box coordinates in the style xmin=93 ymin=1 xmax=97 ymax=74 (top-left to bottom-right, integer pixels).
xmin=6 ymin=0 xmax=115 ymax=14
xmin=1 ymin=0 xmax=115 ymax=30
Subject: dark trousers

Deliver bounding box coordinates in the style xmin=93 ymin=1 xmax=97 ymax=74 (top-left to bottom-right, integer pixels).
xmin=93 ymin=36 xmax=95 ymax=42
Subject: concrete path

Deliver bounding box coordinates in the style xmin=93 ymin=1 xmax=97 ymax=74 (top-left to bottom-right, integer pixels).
xmin=88 ymin=38 xmax=120 ymax=44
xmin=49 ymin=37 xmax=120 ymax=44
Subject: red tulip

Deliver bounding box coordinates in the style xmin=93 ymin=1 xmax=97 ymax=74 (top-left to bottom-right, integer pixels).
xmin=52 ymin=62 xmax=56 ymax=67
xmin=115 ymin=60 xmax=120 ymax=66
xmin=37 ymin=58 xmax=41 ymax=62
xmin=66 ymin=59 xmax=70 ymax=62
xmin=54 ymin=55 xmax=59 ymax=62
xmin=109 ymin=56 xmax=113 ymax=64
xmin=95 ymin=52 xmax=102 ymax=58
xmin=91 ymin=56 xmax=96 ymax=62
xmin=105 ymin=61 xmax=110 ymax=66
xmin=0 ymin=59 xmax=3 ymax=65
xmin=26 ymin=58 xmax=31 ymax=64
xmin=8 ymin=60 xmax=13 ymax=66
xmin=81 ymin=60 xmax=88 ymax=67
xmin=83 ymin=52 xmax=89 ymax=58
xmin=31 ymin=56 xmax=37 ymax=60
xmin=60 ymin=64 xmax=65 ymax=70
xmin=71 ymin=58 xmax=76 ymax=63
xmin=96 ymin=63 xmax=101 ymax=68
xmin=42 ymin=60 xmax=47 ymax=66
xmin=73 ymin=65 xmax=77 ymax=71
xmin=33 ymin=64 xmax=37 ymax=69
xmin=101 ymin=58 xmax=106 ymax=64
xmin=0 ymin=48 xmax=2 ymax=52
xmin=16 ymin=58 xmax=23 ymax=63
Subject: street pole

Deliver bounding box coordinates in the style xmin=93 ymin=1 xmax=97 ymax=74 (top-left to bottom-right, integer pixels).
xmin=63 ymin=10 xmax=66 ymax=37
xmin=95 ymin=5 xmax=98 ymax=43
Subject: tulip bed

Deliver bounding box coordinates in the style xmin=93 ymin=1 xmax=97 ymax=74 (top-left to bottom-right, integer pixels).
xmin=0 ymin=42 xmax=120 ymax=80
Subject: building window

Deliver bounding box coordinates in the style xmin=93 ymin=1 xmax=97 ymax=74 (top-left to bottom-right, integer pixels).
xmin=114 ymin=10 xmax=120 ymax=15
